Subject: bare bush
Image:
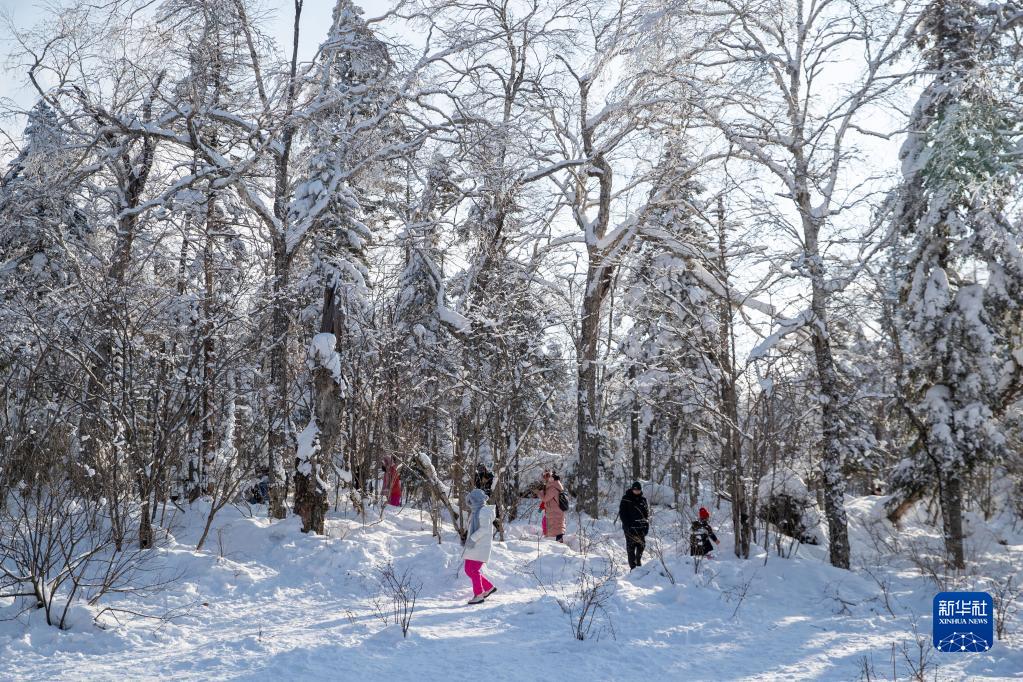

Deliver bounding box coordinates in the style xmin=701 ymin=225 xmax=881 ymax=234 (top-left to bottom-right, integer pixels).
xmin=0 ymin=481 xmax=176 ymax=629
xmin=861 ymin=566 xmax=899 ymax=618
xmin=863 ymin=518 xmax=902 ymax=560
xmin=376 ymin=562 xmax=421 ymax=638
xmin=989 ymin=572 xmax=1023 ymax=640
xmin=824 ymin=582 xmax=857 ymax=616
xmin=904 ymin=539 xmax=968 ymax=592
xmin=857 ymin=644 xmax=898 ymax=682
xmin=645 ymin=535 xmax=676 ymax=585
xmin=194 ymin=428 xmax=250 ymax=552
xmin=370 ymin=594 xmax=390 ymax=626
xmin=857 ymin=650 xmax=884 ymax=682
xmin=771 ymin=532 xmax=801 ymax=559
xmin=897 ymin=620 xmax=938 ymax=682
xmin=722 ymin=570 xmax=758 ymax=620
xmin=531 ymin=550 xmax=618 ymax=641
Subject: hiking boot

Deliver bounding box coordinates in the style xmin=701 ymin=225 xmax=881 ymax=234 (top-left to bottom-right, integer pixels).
xmin=482 ymin=587 xmax=497 ymax=599
xmin=467 ymin=595 xmax=485 ymax=605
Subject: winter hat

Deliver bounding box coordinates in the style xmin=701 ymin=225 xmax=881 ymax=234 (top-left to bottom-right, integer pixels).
xmin=630 ymin=481 xmax=642 ymax=491
xmin=698 ymin=507 xmax=710 ymax=520
xmin=467 ymin=488 xmax=489 ymax=537
xmin=468 ymin=487 xmax=488 ymax=506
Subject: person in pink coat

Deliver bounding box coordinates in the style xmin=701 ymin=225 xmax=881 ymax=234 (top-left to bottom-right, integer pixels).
xmin=538 ymin=469 xmax=549 ymax=535
xmin=538 ymin=470 xmax=566 ymax=542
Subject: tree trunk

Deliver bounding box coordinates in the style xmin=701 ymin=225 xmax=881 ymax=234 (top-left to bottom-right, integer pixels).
xmin=265 ymin=0 xmax=303 ymax=521
xmin=689 ymin=466 xmax=699 ymax=508
xmin=802 ymin=207 xmax=851 ymax=570
xmin=939 ymin=470 xmax=966 ymax=569
xmin=573 ymin=71 xmax=617 ymax=520
xmin=645 ymin=420 xmax=654 ymax=481
xmin=295 ymin=286 xmax=342 ymax=534
xmin=139 ymin=494 xmax=154 ymax=550
xmin=267 ymin=245 xmax=291 ymax=520
xmin=670 ymin=455 xmax=681 ymax=509
xmin=629 ymin=365 xmax=642 ymax=483
xmin=190 ymin=186 xmax=218 ymax=502
xmin=576 ymin=261 xmax=611 ymax=518
xmin=716 ymin=199 xmax=749 ymax=559
xmin=293 ymin=434 xmax=328 ymax=535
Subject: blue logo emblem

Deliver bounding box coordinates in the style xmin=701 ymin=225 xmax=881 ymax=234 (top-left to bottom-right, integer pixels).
xmin=933 ymin=592 xmax=993 ymax=653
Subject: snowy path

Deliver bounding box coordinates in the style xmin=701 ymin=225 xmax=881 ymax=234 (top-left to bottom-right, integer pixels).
xmin=2 ymin=501 xmax=1021 ymax=681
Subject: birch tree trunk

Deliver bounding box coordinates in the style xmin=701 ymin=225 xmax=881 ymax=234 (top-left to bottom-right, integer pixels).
xmin=800 ymin=204 xmax=851 ymax=569
xmin=715 ymin=199 xmax=749 ymax=559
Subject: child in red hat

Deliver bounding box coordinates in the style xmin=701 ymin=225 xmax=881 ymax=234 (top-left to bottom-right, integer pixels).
xmin=690 ymin=507 xmax=721 ymax=557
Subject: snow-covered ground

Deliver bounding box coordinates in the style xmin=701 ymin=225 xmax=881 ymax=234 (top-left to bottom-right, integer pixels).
xmin=2 ymin=495 xmax=1021 ymax=681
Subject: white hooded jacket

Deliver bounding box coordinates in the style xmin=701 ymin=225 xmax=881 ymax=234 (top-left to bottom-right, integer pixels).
xmin=462 ymin=505 xmax=495 ymax=563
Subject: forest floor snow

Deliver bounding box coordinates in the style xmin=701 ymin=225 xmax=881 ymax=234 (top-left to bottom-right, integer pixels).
xmin=1 ymin=495 xmax=1022 ymax=681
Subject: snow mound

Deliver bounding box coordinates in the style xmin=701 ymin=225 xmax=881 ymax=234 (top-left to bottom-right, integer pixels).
xmin=757 ymin=467 xmax=826 ymax=545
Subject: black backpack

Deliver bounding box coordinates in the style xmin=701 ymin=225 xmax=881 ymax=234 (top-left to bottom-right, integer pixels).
xmin=690 ymin=521 xmax=709 ymax=556
xmin=558 ymin=489 xmax=570 ymax=512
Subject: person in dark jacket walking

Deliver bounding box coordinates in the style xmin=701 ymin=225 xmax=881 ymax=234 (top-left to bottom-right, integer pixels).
xmin=619 ymin=482 xmax=650 ymax=569
xmin=690 ymin=506 xmax=720 ymax=557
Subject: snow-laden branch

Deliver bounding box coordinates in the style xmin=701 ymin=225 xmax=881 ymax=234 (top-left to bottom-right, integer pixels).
xmin=747 ymin=308 xmax=815 ymax=362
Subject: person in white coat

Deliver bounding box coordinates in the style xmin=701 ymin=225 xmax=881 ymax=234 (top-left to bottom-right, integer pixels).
xmin=463 ymin=488 xmax=497 ymax=605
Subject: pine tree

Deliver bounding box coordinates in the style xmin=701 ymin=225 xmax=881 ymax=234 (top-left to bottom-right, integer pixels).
xmin=0 ymin=100 xmax=89 ymax=293
xmin=890 ymin=0 xmax=1023 ymax=568
xmin=621 ymin=142 xmax=719 ymax=500
xmin=393 ymin=153 xmax=460 ymax=455
xmin=293 ymin=0 xmax=394 ymax=534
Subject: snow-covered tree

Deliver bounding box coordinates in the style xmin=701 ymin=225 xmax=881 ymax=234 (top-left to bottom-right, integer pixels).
xmin=620 ymin=141 xmax=719 ymax=495
xmin=688 ymin=0 xmax=920 ymax=569
xmin=889 ymin=0 xmax=1023 ymax=568
xmin=392 ymin=153 xmax=461 ymax=461
xmin=293 ymin=0 xmax=395 ymax=534
xmin=0 ymin=100 xmax=92 ymax=497
xmin=0 ymin=101 xmax=89 ymax=293
xmin=420 ymin=0 xmax=577 ymax=527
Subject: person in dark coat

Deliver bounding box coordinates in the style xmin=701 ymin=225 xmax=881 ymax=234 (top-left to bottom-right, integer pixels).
xmin=690 ymin=506 xmax=720 ymax=557
xmin=473 ymin=463 xmax=494 ymax=497
xmin=619 ymin=481 xmax=650 ymax=569
xmin=474 ymin=462 xmax=501 ymax=532
xmin=246 ymin=467 xmax=270 ymax=504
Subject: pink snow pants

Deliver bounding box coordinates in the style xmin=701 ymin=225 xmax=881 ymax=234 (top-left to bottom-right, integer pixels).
xmin=463 ymin=560 xmax=494 ymax=597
